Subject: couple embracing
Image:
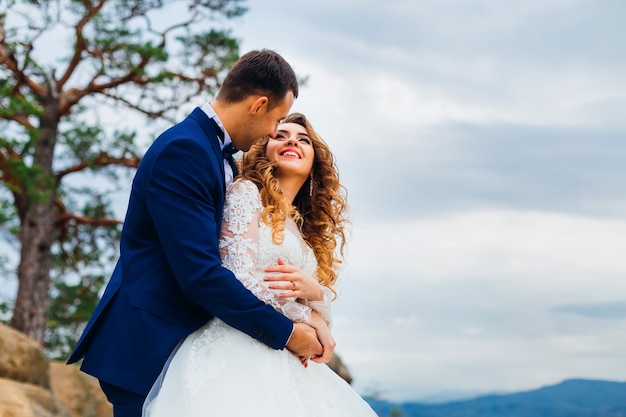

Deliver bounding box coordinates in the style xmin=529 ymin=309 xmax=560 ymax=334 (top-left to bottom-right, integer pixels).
xmin=68 ymin=49 xmax=377 ymax=417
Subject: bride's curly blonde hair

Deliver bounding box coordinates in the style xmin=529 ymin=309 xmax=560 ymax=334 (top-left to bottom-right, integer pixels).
xmin=237 ymin=113 xmax=349 ymax=294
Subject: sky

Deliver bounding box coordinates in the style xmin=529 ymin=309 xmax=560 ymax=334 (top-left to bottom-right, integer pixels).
xmin=2 ymin=0 xmax=625 ymax=405
xmin=228 ymin=0 xmax=626 ymax=403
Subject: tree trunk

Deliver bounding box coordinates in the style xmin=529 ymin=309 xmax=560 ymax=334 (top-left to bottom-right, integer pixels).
xmin=10 ymin=202 xmax=56 ymax=344
xmin=10 ymin=82 xmax=59 ymax=345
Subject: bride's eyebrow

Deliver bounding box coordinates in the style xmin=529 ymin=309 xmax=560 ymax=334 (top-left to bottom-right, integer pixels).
xmin=276 ymin=129 xmax=309 ymax=138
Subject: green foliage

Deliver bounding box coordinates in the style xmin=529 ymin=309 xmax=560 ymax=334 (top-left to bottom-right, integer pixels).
xmin=7 ymin=158 xmax=56 ymax=203
xmin=60 ymin=123 xmax=106 ymax=161
xmin=45 ymin=273 xmax=107 ymax=360
xmin=0 ymin=81 xmax=43 ymax=119
xmin=177 ymin=29 xmax=240 ymax=70
xmin=44 ymin=188 xmax=123 ymax=357
xmin=84 ymin=25 xmax=169 ymax=74
xmin=0 ymin=196 xmax=15 ymax=227
xmin=388 ymin=407 xmax=405 ymax=417
xmin=0 ymin=253 xmax=14 ymax=323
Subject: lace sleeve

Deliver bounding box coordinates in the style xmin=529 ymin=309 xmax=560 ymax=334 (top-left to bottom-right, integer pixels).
xmin=220 ymin=180 xmax=312 ymax=324
xmin=304 ymin=286 xmax=333 ymax=327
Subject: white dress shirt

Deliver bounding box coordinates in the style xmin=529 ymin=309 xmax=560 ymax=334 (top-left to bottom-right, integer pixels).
xmin=200 ymin=102 xmax=236 ymax=188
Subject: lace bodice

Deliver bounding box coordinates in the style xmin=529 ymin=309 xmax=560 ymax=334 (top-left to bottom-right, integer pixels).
xmin=219 ymin=179 xmax=332 ymax=325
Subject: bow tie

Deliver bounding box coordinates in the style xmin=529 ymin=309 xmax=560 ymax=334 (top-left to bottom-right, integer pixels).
xmin=222 ymin=143 xmax=238 ymax=177
xmin=223 ymin=143 xmax=238 ymax=156
xmin=210 ymin=116 xmax=238 ymax=177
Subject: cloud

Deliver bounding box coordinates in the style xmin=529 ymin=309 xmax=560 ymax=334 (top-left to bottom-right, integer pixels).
xmin=339 ymin=123 xmax=626 ymax=222
xmin=552 ymin=302 xmax=626 ymax=319
xmin=331 ymin=208 xmax=626 ymax=399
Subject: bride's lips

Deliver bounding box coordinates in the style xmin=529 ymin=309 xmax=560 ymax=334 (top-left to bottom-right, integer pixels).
xmin=279 ymin=148 xmax=301 ymax=158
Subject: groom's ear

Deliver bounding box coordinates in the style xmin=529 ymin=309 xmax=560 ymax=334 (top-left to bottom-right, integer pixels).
xmin=248 ymin=96 xmax=269 ymax=114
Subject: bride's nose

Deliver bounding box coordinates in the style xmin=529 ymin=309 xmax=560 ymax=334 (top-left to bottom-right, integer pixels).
xmin=284 ymin=136 xmax=299 ymax=146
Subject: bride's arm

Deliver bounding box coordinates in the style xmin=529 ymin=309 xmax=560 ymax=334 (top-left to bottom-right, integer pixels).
xmin=304 ymin=286 xmax=333 ymax=327
xmin=264 ymin=260 xmax=333 ymax=327
xmin=220 ymin=180 xmax=313 ymax=325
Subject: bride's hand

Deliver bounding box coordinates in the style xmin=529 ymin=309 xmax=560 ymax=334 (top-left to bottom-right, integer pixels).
xmin=308 ymin=311 xmax=335 ymax=363
xmin=264 ymin=258 xmax=324 ymax=301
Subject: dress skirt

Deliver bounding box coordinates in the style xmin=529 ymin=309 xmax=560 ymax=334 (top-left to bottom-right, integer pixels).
xmin=143 ymin=318 xmax=378 ymax=417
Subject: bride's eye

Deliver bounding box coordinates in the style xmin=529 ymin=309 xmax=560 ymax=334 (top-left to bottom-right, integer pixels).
xmin=273 ymin=134 xmax=287 ymax=141
xmin=299 ymin=137 xmax=311 ymax=145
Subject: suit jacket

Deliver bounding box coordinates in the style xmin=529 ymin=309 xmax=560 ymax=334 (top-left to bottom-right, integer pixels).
xmin=67 ymin=107 xmax=293 ymax=395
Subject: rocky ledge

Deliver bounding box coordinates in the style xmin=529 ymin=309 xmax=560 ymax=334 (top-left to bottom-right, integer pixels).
xmin=0 ymin=323 xmax=111 ymax=417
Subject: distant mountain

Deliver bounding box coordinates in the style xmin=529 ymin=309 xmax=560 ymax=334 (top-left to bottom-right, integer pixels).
xmin=365 ymin=379 xmax=626 ymax=417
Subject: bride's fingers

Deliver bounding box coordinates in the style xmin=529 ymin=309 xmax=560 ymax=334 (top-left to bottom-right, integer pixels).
xmin=263 ymin=272 xmax=291 ymax=281
xmin=264 ymin=277 xmax=299 ymax=292
xmin=264 ymin=258 xmax=293 ymax=273
xmin=282 ymin=280 xmax=298 ymax=295
xmin=263 ymin=275 xmax=296 ymax=288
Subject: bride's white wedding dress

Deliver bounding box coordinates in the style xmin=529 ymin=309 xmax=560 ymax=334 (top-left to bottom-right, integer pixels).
xmin=142 ymin=179 xmax=377 ymax=417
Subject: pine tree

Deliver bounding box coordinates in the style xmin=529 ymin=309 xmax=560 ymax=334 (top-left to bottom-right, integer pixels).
xmin=0 ymin=0 xmax=245 ymax=352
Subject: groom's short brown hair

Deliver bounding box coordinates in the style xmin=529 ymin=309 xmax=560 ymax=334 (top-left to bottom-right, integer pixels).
xmin=217 ymin=49 xmax=299 ymax=109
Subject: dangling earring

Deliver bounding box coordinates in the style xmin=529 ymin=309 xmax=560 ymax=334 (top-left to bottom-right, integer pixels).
xmin=309 ymin=176 xmax=314 ymax=197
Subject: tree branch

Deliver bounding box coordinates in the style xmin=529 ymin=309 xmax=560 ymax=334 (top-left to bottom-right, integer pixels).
xmin=57 ymin=0 xmax=108 ymax=89
xmin=59 ymin=57 xmax=152 ymax=116
xmin=1 ymin=112 xmax=36 ymax=130
xmin=99 ymin=90 xmax=173 ymax=119
xmin=56 ymin=151 xmax=141 ymax=179
xmin=55 ymin=211 xmax=122 ymax=228
xmin=0 ymin=21 xmax=47 ymax=99
xmin=0 ymin=142 xmax=24 ymax=185
xmin=0 ymin=146 xmax=28 ymax=219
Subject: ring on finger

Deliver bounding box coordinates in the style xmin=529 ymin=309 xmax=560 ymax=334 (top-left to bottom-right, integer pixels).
xmin=292 ymin=282 xmax=296 ymax=291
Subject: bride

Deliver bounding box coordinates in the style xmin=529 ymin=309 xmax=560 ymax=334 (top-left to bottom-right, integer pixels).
xmin=142 ymin=113 xmax=377 ymax=416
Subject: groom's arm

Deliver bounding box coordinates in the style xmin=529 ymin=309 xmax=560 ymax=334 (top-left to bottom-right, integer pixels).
xmin=144 ymin=134 xmax=294 ymax=349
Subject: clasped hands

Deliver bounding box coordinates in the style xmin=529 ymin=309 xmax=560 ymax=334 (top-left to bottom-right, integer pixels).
xmin=264 ymin=258 xmax=334 ymax=367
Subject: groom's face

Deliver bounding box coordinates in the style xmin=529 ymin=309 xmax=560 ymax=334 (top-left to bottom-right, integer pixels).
xmin=236 ymin=92 xmax=294 ymax=152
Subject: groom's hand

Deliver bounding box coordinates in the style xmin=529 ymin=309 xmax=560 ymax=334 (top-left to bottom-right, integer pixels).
xmin=286 ymin=323 xmax=323 ymax=359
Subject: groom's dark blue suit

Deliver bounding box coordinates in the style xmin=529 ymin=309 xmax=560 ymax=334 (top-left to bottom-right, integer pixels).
xmin=67 ymin=107 xmax=293 ymax=398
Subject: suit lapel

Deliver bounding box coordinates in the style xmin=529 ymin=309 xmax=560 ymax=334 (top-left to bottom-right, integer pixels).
xmin=189 ymin=107 xmax=227 ymax=192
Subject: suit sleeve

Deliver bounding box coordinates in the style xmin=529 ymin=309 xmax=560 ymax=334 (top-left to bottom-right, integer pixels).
xmin=144 ymin=137 xmax=293 ymax=349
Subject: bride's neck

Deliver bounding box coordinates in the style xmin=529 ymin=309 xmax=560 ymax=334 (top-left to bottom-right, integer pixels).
xmin=277 ymin=177 xmax=305 ymax=205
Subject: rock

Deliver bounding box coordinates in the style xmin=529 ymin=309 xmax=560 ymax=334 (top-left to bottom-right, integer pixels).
xmin=0 ymin=322 xmax=50 ymax=388
xmin=49 ymin=362 xmax=112 ymax=417
xmin=0 ymin=323 xmax=112 ymax=417
xmin=0 ymin=377 xmax=70 ymax=417
xmin=328 ymin=353 xmax=353 ymax=384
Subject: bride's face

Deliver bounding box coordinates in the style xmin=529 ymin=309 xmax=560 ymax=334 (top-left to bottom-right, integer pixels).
xmin=266 ymin=122 xmax=315 ymax=180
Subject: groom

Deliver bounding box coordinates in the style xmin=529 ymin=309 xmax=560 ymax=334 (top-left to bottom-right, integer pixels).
xmin=67 ymin=50 xmax=334 ymax=417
